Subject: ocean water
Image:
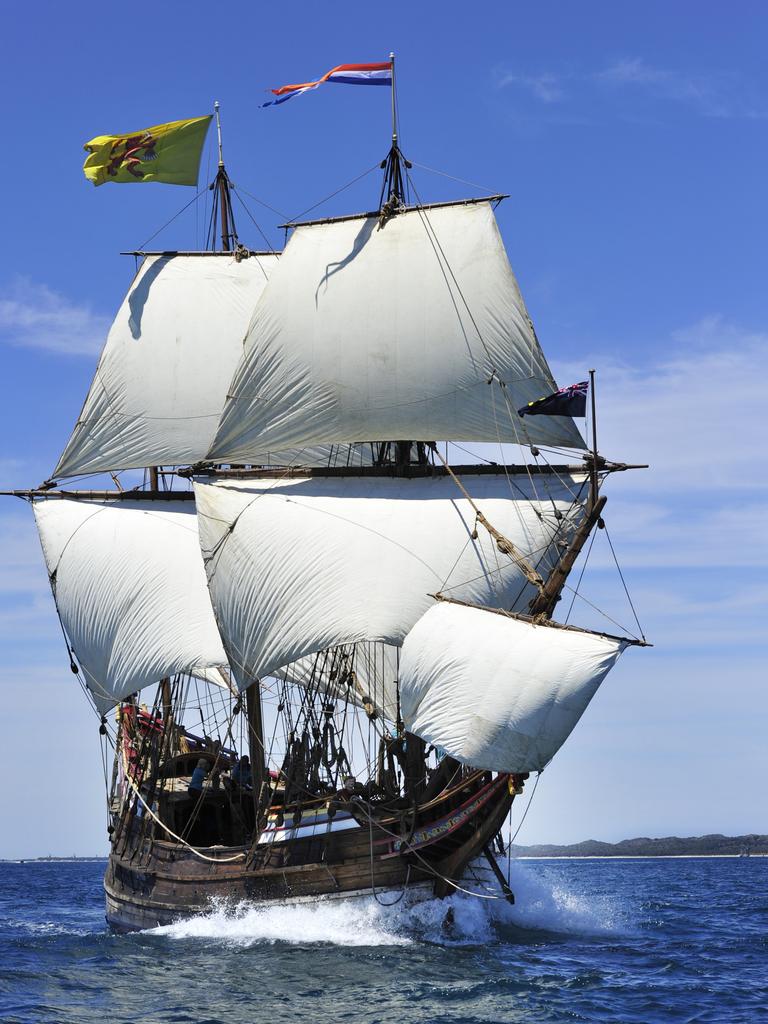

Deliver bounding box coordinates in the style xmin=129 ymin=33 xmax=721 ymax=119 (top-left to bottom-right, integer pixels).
xmin=0 ymin=858 xmax=765 ymax=1023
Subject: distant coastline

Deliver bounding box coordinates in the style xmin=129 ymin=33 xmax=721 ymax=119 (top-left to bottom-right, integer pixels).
xmin=512 ymin=834 xmax=768 ymax=859
xmin=1 ymin=856 xmax=107 ymax=864
xmin=3 ymin=834 xmax=767 ymax=863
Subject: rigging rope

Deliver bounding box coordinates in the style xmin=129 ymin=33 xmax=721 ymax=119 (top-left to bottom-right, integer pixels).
xmin=559 ymin=582 xmax=641 ymax=641
xmin=230 ymin=187 xmax=280 ymax=254
xmin=409 ymin=160 xmax=503 ymax=197
xmin=287 ymin=162 xmax=381 ymax=225
xmin=406 ymin=171 xmax=499 ymax=374
xmin=404 ymin=168 xmax=585 ymax=572
xmin=367 ymin=806 xmax=411 ymax=906
xmin=564 ymin=526 xmax=597 ymax=625
xmin=122 ymin=773 xmax=246 ymax=863
xmin=135 ymin=187 xmax=208 ymax=251
xmin=429 ymin=443 xmax=544 ymax=592
xmin=508 ymin=771 xmax=540 ymax=846
xmin=355 ymin=799 xmax=507 ymax=902
xmin=603 ymin=524 xmax=647 ymax=642
xmin=229 ymin=185 xmax=289 ymax=221
xmin=505 ymin=772 xmax=541 ymax=885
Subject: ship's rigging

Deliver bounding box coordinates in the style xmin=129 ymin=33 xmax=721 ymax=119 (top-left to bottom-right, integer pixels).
xmin=3 ymin=72 xmax=648 ymax=927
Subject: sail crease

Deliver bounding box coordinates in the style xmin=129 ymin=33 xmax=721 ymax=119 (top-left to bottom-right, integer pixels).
xmin=193 ymin=473 xmax=587 ymax=693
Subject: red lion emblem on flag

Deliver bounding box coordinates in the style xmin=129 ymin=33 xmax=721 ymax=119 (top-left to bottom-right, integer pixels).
xmin=106 ymin=132 xmax=158 ymax=179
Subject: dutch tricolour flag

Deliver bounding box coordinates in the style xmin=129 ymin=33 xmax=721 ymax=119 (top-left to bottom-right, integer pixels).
xmin=262 ymin=61 xmax=393 ymax=107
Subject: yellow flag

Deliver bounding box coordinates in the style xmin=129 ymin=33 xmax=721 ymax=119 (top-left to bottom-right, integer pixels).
xmin=82 ymin=115 xmax=212 ymax=187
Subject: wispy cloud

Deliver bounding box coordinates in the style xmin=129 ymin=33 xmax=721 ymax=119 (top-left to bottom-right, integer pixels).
xmin=496 ymin=71 xmax=565 ymax=103
xmin=565 ymin=569 xmax=768 ymax=651
xmin=595 ymin=57 xmax=768 ymax=118
xmin=597 ymin=57 xmax=712 ymax=104
xmin=0 ymin=277 xmax=109 ymax=356
xmin=0 ymin=513 xmax=49 ymax=597
xmin=496 ymin=57 xmax=768 ymax=120
xmin=465 ymin=315 xmax=764 ymax=643
xmin=550 ymin=316 xmax=765 ymax=640
xmin=556 ymin=316 xmax=767 ymax=492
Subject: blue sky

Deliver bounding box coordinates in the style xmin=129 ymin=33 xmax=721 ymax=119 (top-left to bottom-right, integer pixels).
xmin=0 ymin=1 xmax=765 ymax=856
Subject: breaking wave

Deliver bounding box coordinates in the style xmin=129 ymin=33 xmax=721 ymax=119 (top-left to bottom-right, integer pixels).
xmin=148 ymin=860 xmax=627 ymax=947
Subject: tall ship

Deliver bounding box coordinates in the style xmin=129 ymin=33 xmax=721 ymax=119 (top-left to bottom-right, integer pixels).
xmin=5 ymin=64 xmax=646 ymax=931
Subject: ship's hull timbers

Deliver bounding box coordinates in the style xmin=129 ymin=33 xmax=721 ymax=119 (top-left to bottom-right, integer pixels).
xmin=104 ymin=772 xmax=515 ymax=932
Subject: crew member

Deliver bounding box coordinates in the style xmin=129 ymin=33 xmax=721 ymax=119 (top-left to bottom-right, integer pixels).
xmin=188 ymin=758 xmax=208 ymax=795
xmin=232 ymin=754 xmax=251 ymax=788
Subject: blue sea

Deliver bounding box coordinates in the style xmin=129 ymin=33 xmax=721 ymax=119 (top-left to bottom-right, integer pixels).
xmin=0 ymin=857 xmax=765 ymax=1023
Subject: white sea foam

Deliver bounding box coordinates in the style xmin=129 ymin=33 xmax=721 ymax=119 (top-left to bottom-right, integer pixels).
xmin=148 ymin=859 xmax=626 ymax=947
xmin=150 ymin=894 xmax=414 ymax=946
xmin=500 ymin=859 xmax=626 ymax=935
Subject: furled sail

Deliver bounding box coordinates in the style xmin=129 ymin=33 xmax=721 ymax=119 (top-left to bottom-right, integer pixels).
xmin=53 ymin=252 xmax=279 ymax=478
xmin=194 ymin=472 xmax=587 ymax=692
xmin=33 ymin=498 xmax=229 ymax=713
xmin=207 ymin=200 xmax=585 ymax=463
xmin=399 ymin=602 xmax=628 ymax=772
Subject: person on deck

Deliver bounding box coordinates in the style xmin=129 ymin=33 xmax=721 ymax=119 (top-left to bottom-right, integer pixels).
xmin=188 ymin=758 xmax=208 ymax=795
xmin=231 ymin=755 xmax=251 ymax=788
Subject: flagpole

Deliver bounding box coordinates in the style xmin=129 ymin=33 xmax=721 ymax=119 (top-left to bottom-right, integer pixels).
xmin=213 ymin=100 xmax=231 ymax=252
xmin=589 ymin=368 xmax=599 ymax=510
xmin=214 ymin=100 xmax=224 ymax=166
xmin=390 ymin=51 xmax=397 ymax=143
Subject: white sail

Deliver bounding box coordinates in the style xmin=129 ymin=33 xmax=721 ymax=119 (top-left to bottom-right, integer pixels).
xmin=53 ymin=252 xmax=279 ymax=478
xmin=207 ymin=201 xmax=586 ymax=462
xmin=194 ymin=473 xmax=586 ymax=692
xmin=400 ymin=602 xmax=628 ymax=773
xmin=33 ymin=498 xmax=229 ymax=713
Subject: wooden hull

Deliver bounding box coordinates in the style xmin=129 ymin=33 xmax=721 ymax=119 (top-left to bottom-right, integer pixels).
xmin=105 ymin=772 xmax=515 ymax=932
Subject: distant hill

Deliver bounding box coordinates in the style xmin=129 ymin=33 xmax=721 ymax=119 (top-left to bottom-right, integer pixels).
xmin=512 ymin=834 xmax=768 ymax=858
xmin=3 ymin=835 xmax=767 ymax=863
xmin=0 ymin=856 xmax=107 ymax=864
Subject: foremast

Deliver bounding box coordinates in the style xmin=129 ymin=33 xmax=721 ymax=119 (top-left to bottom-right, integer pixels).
xmin=19 ymin=100 xmax=271 ymax=853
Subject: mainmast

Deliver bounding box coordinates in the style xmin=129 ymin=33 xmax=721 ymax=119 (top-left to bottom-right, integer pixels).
xmin=378 ymin=57 xmax=422 ymax=476
xmin=148 ymin=467 xmax=174 ymax=723
xmin=245 ymin=680 xmax=265 ymax=824
xmin=379 ymin=55 xmax=427 ymax=777
xmin=211 ymin=100 xmax=236 ymax=252
xmin=379 ymin=52 xmax=411 ymax=211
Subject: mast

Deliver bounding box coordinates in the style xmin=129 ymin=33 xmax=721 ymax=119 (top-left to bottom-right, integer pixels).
xmin=390 ymin=50 xmax=397 ymax=147
xmin=380 ymin=56 xmax=419 ymax=475
xmin=527 ymin=495 xmax=607 ymax=619
xmin=149 ymin=463 xmax=174 ymax=722
xmin=588 ymin=368 xmax=600 ymax=510
xmin=383 ymin=138 xmax=430 ymax=798
xmin=379 ymin=52 xmax=410 ymax=210
xmin=245 ymin=680 xmax=265 ymax=822
xmin=212 ymin=101 xmax=235 ymax=252
xmin=527 ymin=371 xmax=605 ymax=618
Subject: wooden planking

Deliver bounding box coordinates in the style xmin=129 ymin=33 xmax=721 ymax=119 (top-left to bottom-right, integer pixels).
xmin=104 ymin=773 xmax=516 ymax=931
